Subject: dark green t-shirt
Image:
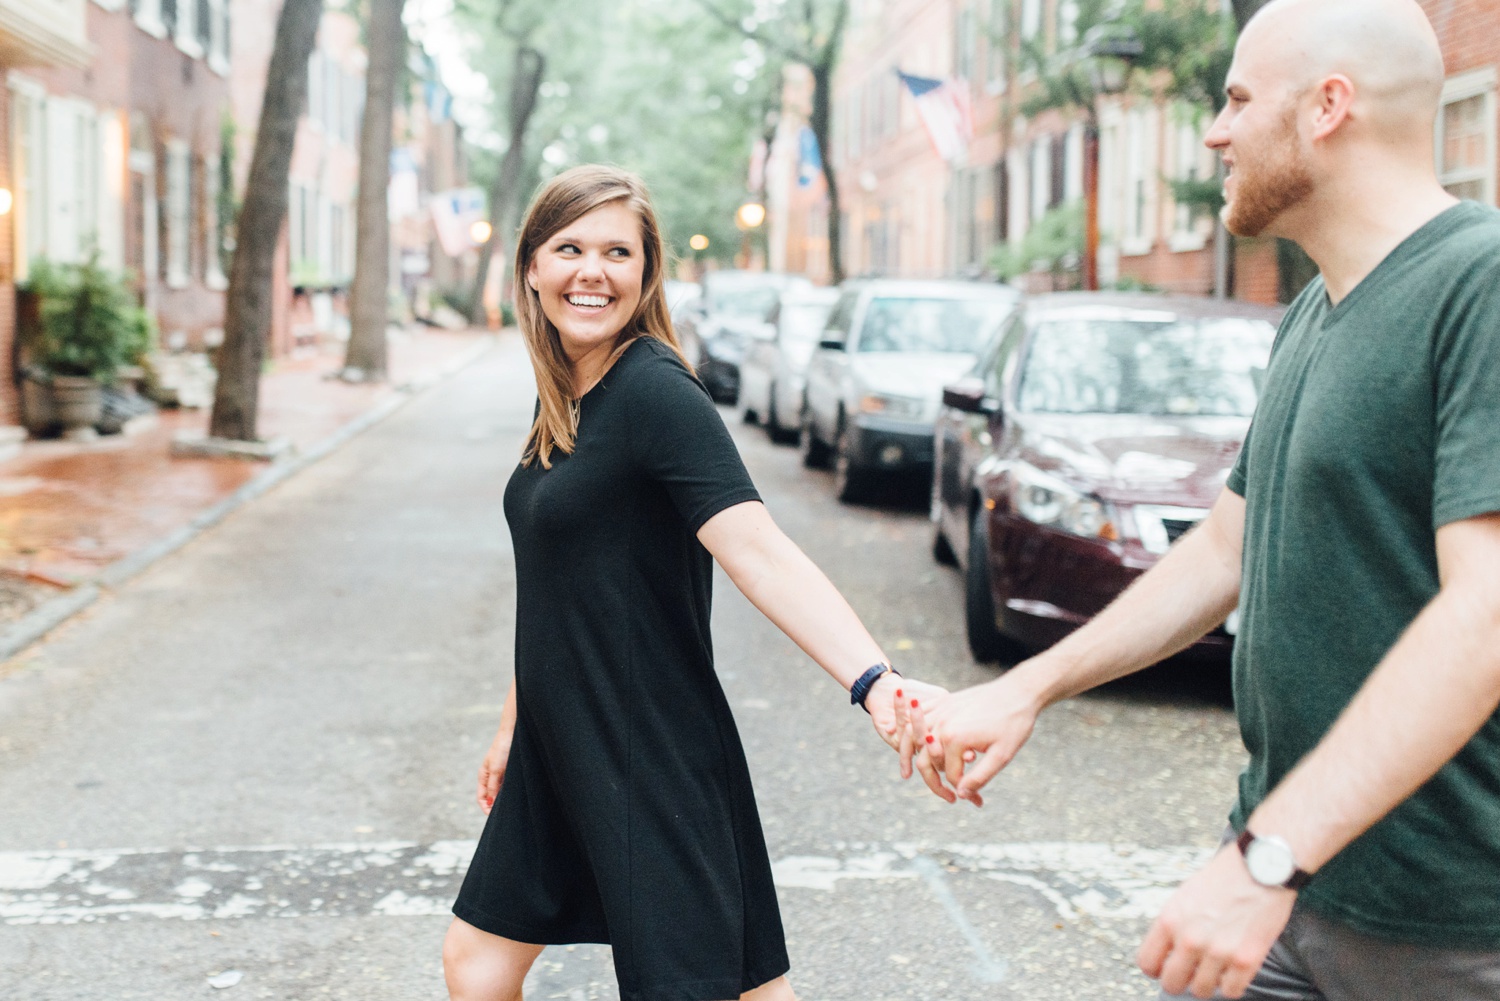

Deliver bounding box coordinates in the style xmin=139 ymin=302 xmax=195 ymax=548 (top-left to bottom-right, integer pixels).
xmin=1227 ymin=201 xmax=1500 ymax=946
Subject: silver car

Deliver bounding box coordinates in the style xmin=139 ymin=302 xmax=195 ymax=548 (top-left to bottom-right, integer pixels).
xmin=800 ymin=279 xmax=1021 ymax=503
xmin=737 ymin=286 xmax=841 ymax=443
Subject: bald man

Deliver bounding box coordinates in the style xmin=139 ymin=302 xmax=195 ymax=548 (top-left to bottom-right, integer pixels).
xmin=892 ymin=0 xmax=1500 ymax=997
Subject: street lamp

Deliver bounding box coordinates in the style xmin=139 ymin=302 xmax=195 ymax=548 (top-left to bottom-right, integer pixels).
xmin=469 ymin=220 xmax=493 ymax=246
xmin=689 ymin=234 xmax=710 ymax=252
xmin=735 ymin=201 xmax=766 ymax=268
xmin=1081 ymin=22 xmax=1142 ymax=291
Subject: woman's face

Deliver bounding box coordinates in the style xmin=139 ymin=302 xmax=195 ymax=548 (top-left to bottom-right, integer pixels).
xmin=526 ymin=201 xmax=646 ymax=360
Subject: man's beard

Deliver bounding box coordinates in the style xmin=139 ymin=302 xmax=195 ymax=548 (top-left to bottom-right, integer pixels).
xmin=1222 ymin=110 xmax=1315 ymax=238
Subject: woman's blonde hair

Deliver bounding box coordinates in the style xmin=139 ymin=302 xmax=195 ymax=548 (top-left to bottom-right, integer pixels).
xmin=513 ymin=164 xmax=689 ymax=468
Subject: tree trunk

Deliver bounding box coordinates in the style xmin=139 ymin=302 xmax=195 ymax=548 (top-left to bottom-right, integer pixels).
xmin=470 ymin=45 xmax=545 ymax=325
xmin=343 ymin=0 xmax=408 ymax=379
xmin=209 ymin=0 xmax=325 ymax=441
xmin=809 ymin=60 xmax=843 ymax=285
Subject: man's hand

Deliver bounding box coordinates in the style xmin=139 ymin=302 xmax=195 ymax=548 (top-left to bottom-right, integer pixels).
xmin=866 ymin=675 xmax=947 ymax=751
xmin=898 ymin=670 xmax=1045 ymax=803
xmin=1138 ymin=843 xmax=1296 ymax=999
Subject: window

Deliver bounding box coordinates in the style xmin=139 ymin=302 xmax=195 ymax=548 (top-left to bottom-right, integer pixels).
xmin=10 ymin=82 xmax=46 ymax=280
xmin=307 ymin=50 xmax=324 ymax=127
xmin=1171 ymin=109 xmax=1213 ymax=250
xmin=203 ymin=153 xmax=227 ymax=288
xmin=173 ymin=0 xmax=202 ymax=57
xmin=1007 ymin=145 xmax=1029 ymax=244
xmin=955 ymin=3 xmax=975 ymax=83
xmin=165 ymin=140 xmax=191 ymax=287
xmin=1437 ymin=69 xmax=1496 ymax=205
xmin=207 ymin=0 xmax=230 ymax=74
xmin=1021 ymin=0 xmax=1042 ymax=40
xmin=984 ymin=0 xmax=1007 ymax=92
xmin=1065 ymin=123 xmax=1084 ymax=200
xmin=12 ymin=89 xmax=102 ymax=270
xmin=1121 ymin=107 xmax=1157 ymax=254
xmin=1030 ymin=137 xmax=1051 ymax=222
xmin=1056 ymin=0 xmax=1080 ymax=48
xmin=135 ymin=0 xmax=169 ymax=38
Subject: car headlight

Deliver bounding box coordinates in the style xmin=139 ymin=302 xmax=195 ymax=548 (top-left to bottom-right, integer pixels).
xmin=858 ymin=393 xmax=926 ymax=420
xmin=1009 ymin=463 xmax=1117 ymax=541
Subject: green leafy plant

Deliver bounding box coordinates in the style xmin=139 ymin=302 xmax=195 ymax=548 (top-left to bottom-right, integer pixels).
xmin=24 ymin=256 xmax=154 ymax=383
xmin=990 ymin=201 xmax=1085 ymax=281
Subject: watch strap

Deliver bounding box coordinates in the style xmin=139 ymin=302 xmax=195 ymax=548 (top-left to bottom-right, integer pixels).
xmin=850 ymin=663 xmax=899 ymax=712
xmin=1236 ymin=829 xmax=1313 ymax=891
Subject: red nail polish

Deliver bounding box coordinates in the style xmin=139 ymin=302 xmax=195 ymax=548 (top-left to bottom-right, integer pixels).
xmin=895 ymin=689 xmax=903 ymax=698
xmin=910 ymin=699 xmax=919 ymax=708
xmin=925 ymin=735 xmax=934 ymax=744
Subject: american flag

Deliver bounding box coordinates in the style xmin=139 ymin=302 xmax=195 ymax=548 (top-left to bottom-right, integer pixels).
xmin=898 ymin=71 xmax=974 ymax=165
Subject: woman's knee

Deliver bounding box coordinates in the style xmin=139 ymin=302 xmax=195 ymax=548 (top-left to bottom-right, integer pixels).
xmin=443 ymin=918 xmax=541 ymax=1001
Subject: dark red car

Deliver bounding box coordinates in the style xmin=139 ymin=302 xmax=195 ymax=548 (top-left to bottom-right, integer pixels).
xmin=931 ymin=293 xmax=1282 ymax=663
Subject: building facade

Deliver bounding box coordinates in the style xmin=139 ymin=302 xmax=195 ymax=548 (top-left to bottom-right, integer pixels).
xmin=0 ymin=0 xmax=91 ymax=426
xmin=14 ymin=0 xmax=232 ymax=357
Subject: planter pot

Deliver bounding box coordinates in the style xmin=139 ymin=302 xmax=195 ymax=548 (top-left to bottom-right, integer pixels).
xmin=50 ymin=376 xmax=104 ymax=442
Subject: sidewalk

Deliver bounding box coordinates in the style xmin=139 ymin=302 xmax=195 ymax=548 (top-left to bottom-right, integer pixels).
xmin=0 ymin=326 xmax=498 ymax=638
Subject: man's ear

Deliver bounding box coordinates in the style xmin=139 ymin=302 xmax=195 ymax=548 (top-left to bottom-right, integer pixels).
xmin=1310 ymin=73 xmax=1356 ymax=141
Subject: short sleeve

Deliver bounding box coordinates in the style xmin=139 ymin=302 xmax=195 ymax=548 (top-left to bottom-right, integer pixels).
xmin=1432 ymin=266 xmax=1500 ymax=528
xmin=1226 ymin=426 xmax=1251 ymax=498
xmin=626 ymin=342 xmax=762 ymax=532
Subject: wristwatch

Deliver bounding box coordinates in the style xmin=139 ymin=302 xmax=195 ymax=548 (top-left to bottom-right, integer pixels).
xmin=1236 ymin=829 xmax=1313 ymax=891
xmin=849 ymin=662 xmax=899 ymax=713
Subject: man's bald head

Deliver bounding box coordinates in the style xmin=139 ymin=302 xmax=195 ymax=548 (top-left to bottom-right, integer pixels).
xmin=1236 ymin=0 xmax=1445 ymax=142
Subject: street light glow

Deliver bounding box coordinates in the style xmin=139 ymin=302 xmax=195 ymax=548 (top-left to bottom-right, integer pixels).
xmin=736 ymin=202 xmax=766 ymax=229
xmin=470 ymin=220 xmax=493 ymax=245
xmin=689 ymin=234 xmax=710 ymax=251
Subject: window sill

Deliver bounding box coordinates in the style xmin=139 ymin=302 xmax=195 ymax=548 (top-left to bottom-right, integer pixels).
xmin=206 ymin=272 xmax=228 ymax=291
xmin=176 ymin=36 xmax=205 ymax=60
xmin=1168 ymin=232 xmax=1207 ymax=253
xmin=208 ymin=52 xmax=230 ymax=77
xmin=135 ymin=14 xmax=168 ymax=39
xmin=165 ymin=271 xmax=191 ymax=290
xmin=1119 ymin=238 xmax=1154 ymax=258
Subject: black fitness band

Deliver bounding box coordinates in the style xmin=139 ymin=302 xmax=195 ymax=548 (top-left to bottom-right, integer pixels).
xmin=850 ymin=663 xmax=899 ymax=712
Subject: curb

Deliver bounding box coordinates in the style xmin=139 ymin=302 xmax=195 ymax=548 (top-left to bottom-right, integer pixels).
xmin=0 ymin=334 xmax=500 ymax=663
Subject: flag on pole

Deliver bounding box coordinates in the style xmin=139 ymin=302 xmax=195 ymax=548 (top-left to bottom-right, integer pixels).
xmin=898 ymin=71 xmax=974 ymax=165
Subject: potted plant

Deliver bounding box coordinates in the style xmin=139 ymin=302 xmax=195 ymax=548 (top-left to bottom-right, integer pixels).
xmin=20 ymin=256 xmax=153 ymax=441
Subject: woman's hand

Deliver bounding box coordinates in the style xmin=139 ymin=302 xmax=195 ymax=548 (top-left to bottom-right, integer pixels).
xmin=866 ymin=675 xmax=948 ymax=752
xmin=476 ymin=725 xmax=513 ymax=814
xmin=899 ymin=671 xmax=1045 ymax=804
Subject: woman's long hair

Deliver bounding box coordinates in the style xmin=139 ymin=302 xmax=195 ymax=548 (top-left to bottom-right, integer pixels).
xmin=513 ymin=164 xmax=690 ymax=468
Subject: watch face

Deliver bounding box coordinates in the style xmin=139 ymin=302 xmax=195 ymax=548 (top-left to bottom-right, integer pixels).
xmin=1245 ymin=836 xmax=1296 ymax=887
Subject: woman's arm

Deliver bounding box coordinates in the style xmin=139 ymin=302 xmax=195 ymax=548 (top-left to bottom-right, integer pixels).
xmin=697 ymin=500 xmax=939 ymax=747
xmin=476 ymin=681 xmax=518 ymax=814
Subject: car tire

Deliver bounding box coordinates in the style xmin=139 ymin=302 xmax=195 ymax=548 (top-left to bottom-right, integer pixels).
xmin=932 ymin=526 xmax=958 ymax=566
xmin=966 ymin=506 xmax=1023 ymax=665
xmin=833 ymin=425 xmax=870 ymax=503
xmin=765 ymin=387 xmax=794 ymax=444
xmin=799 ymin=409 xmax=831 ymax=469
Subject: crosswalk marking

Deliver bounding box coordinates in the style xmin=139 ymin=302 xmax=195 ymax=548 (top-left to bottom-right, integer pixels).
xmin=0 ymin=840 xmax=1209 ymax=926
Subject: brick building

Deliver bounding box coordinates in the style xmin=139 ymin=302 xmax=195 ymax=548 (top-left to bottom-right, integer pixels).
xmin=15 ymin=0 xmax=232 ymax=355
xmin=0 ymin=0 xmax=90 ymax=429
xmin=776 ymin=0 xmax=1498 ymax=303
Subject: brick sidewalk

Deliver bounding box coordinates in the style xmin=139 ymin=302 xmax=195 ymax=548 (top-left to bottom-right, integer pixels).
xmin=0 ymin=327 xmax=496 ymax=625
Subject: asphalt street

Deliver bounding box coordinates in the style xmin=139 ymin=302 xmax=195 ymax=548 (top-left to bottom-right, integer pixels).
xmin=0 ymin=333 xmax=1246 ymax=1000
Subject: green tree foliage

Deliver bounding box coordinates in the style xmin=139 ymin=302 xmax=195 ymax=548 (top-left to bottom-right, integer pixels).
xmin=453 ymin=0 xmax=774 ymax=270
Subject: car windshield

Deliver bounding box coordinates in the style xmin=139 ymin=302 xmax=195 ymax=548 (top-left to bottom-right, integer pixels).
xmin=856 ymin=297 xmax=1011 ymax=354
xmin=780 ymin=303 xmax=835 ymax=364
xmin=1017 ymin=317 xmax=1276 ymax=417
xmin=709 ymin=284 xmax=784 ymax=318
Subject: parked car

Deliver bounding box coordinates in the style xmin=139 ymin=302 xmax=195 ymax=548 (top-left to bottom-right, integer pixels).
xmin=799 ymin=279 xmax=1021 ymax=502
xmin=931 ymin=292 xmax=1282 ymax=663
xmin=675 ymin=271 xmax=812 ymax=402
xmin=737 ymin=286 xmax=841 ymax=443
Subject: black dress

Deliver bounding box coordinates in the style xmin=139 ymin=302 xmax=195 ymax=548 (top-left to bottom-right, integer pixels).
xmin=453 ymin=337 xmax=790 ymax=1001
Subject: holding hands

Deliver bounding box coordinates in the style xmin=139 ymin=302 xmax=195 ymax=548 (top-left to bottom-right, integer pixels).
xmin=882 ymin=667 xmax=1047 ymax=805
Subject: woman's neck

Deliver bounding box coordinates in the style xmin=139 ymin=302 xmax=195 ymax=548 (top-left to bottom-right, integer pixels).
xmin=567 ymin=336 xmax=625 ymax=398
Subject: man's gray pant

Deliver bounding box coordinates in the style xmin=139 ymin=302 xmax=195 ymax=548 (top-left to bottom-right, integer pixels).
xmin=1160 ymin=886 xmax=1500 ymax=1000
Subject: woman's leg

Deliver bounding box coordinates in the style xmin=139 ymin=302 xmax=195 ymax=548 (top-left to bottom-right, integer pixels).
xmin=443 ymin=917 xmax=545 ymax=1001
xmin=739 ymin=975 xmax=797 ymax=1001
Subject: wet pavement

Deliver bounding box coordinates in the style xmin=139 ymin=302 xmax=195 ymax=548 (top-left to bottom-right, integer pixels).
xmin=0 ymin=329 xmax=493 ymax=617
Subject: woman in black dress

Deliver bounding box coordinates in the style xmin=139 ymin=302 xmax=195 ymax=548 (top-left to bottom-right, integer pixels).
xmin=443 ymin=165 xmax=945 ymax=1001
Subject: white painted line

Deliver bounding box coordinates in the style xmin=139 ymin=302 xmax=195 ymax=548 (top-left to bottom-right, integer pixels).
xmin=0 ymin=839 xmax=1209 ymax=927
xmin=911 ymin=856 xmax=1009 ymax=984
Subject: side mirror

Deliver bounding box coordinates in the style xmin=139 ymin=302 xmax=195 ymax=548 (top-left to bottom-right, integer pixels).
xmin=942 ymin=377 xmax=1001 ymax=416
xmin=818 ymin=335 xmax=846 ymax=351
